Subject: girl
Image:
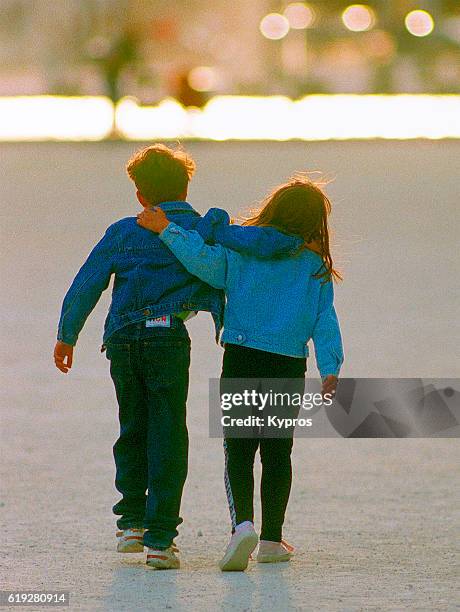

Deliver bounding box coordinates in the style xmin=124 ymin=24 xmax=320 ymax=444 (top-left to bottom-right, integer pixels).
xmin=137 ymin=176 xmax=344 ymax=571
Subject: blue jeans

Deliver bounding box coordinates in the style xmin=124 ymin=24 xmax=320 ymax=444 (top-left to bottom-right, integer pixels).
xmin=105 ymin=317 xmax=190 ymax=549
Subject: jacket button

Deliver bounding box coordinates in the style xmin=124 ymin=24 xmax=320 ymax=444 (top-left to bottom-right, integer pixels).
xmin=143 ymin=309 xmax=151 ymax=316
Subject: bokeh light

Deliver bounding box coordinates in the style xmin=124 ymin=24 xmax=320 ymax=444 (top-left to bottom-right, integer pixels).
xmin=115 ymin=97 xmax=189 ymax=139
xmin=194 ymin=95 xmax=294 ymax=140
xmin=0 ymin=94 xmax=459 ymax=141
xmin=342 ymin=4 xmax=376 ymax=32
xmin=114 ymin=95 xmax=460 ymax=141
xmin=0 ymin=96 xmax=113 ymax=141
xmin=405 ymin=10 xmax=434 ymax=38
xmin=284 ymin=3 xmax=316 ymax=30
xmin=187 ymin=66 xmax=218 ymax=92
xmin=260 ymin=13 xmax=290 ymax=40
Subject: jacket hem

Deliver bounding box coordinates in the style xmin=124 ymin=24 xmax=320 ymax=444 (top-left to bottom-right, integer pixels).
xmin=221 ymin=329 xmax=309 ymax=359
xmin=103 ymin=303 xmax=223 ymax=344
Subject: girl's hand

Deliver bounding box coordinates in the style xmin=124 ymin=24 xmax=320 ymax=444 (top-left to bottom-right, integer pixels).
xmin=322 ymin=375 xmax=338 ymax=397
xmin=137 ymin=207 xmax=170 ymax=233
xmin=305 ymin=239 xmax=321 ymax=254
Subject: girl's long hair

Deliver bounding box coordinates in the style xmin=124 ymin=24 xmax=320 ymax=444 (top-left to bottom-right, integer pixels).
xmin=242 ymin=175 xmax=342 ymax=282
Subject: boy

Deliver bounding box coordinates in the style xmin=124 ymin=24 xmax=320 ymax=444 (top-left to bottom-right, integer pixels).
xmin=54 ymin=144 xmax=301 ymax=569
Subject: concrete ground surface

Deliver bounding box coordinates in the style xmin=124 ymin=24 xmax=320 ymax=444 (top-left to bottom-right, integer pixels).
xmin=1 ymin=141 xmax=459 ymax=611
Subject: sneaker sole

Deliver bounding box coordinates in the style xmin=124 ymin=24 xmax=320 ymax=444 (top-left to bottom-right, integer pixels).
xmin=219 ymin=532 xmax=259 ymax=572
xmin=146 ymin=558 xmax=180 ymax=570
xmin=117 ymin=540 xmax=144 ymax=553
xmin=256 ymin=553 xmax=292 ymax=563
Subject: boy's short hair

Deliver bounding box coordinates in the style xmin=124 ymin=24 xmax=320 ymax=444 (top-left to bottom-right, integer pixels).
xmin=126 ymin=143 xmax=196 ymax=204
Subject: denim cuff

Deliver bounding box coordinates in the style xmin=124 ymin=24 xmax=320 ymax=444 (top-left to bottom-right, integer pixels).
xmin=57 ymin=332 xmax=77 ymax=346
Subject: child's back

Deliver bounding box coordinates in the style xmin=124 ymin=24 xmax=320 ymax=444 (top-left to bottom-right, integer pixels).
xmin=57 ymin=201 xmax=224 ymax=347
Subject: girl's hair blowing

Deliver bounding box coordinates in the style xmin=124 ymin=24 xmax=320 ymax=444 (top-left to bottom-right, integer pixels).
xmin=243 ymin=176 xmax=341 ymax=282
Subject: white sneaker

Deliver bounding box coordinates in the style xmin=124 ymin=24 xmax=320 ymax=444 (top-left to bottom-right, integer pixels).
xmin=219 ymin=523 xmax=259 ymax=571
xmin=116 ymin=528 xmax=145 ymax=553
xmin=146 ymin=546 xmax=180 ymax=570
xmin=256 ymin=539 xmax=294 ymax=563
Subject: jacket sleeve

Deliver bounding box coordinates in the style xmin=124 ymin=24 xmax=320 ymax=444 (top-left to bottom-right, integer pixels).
xmin=57 ymin=226 xmax=116 ymax=345
xmin=194 ymin=207 xmax=303 ymax=258
xmin=159 ymin=222 xmax=228 ymax=290
xmin=311 ymin=280 xmax=344 ymax=379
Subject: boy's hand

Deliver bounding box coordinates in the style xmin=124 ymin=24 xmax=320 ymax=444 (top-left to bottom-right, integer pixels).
xmin=54 ymin=341 xmax=74 ymax=373
xmin=322 ymin=375 xmax=338 ymax=397
xmin=137 ymin=207 xmax=170 ymax=233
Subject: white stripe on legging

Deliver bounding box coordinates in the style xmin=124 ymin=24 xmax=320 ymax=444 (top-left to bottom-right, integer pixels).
xmin=223 ymin=439 xmax=237 ymax=530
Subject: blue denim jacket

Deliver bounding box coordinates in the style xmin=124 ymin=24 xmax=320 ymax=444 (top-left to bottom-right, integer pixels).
xmin=57 ymin=201 xmax=302 ymax=346
xmin=159 ymin=222 xmax=344 ymax=378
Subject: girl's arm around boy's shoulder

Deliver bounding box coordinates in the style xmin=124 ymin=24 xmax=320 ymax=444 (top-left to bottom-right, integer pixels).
xmin=195 ymin=207 xmax=303 ymax=258
xmin=159 ymin=221 xmax=229 ymax=290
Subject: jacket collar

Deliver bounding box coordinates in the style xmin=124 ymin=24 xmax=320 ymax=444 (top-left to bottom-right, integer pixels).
xmin=155 ymin=201 xmax=196 ymax=214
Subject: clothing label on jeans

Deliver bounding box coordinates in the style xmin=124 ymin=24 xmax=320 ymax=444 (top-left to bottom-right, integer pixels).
xmin=145 ymin=315 xmax=171 ymax=328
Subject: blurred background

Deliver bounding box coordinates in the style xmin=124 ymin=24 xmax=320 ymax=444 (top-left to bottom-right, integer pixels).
xmin=0 ymin=0 xmax=459 ymax=140
xmin=2 ymin=0 xmax=460 ymax=99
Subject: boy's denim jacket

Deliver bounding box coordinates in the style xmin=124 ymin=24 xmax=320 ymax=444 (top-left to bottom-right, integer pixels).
xmin=57 ymin=201 xmax=302 ymax=346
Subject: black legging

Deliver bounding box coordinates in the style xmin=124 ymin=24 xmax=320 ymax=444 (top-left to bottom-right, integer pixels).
xmin=221 ymin=343 xmax=306 ymax=542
